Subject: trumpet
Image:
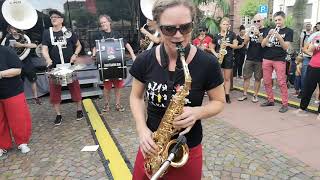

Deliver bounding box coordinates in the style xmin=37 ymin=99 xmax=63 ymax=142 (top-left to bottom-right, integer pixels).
xmin=267 ymin=26 xmax=280 ymax=47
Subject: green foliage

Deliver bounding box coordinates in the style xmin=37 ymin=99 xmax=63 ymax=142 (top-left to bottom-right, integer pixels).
xmin=203 ymin=17 xmax=220 ymax=34
xmin=240 ymin=0 xmax=268 ymax=18
xmin=263 ymin=16 xmax=294 ymax=28
xmin=285 ymin=16 xmax=294 ymax=28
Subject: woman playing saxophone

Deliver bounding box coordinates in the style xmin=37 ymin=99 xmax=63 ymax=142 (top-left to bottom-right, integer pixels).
xmin=130 ymin=0 xmax=225 ymax=179
xmin=212 ymin=17 xmax=238 ymax=104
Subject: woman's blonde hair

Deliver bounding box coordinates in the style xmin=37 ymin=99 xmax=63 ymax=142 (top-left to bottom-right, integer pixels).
xmin=152 ymin=0 xmax=195 ymax=23
xmin=220 ymin=17 xmax=230 ymax=25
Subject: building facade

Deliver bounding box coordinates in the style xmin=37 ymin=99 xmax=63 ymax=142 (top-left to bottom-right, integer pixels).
xmin=273 ymin=0 xmax=320 ymax=26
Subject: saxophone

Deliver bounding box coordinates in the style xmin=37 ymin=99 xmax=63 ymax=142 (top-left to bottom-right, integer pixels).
xmin=144 ymin=43 xmax=191 ymax=178
xmin=218 ymin=32 xmax=228 ymax=64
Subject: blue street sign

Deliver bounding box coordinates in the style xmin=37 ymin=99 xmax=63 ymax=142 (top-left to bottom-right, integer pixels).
xmin=259 ymin=5 xmax=268 ymax=13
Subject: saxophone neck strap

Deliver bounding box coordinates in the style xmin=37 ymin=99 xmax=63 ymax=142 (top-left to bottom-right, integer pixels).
xmin=156 ymin=44 xmax=197 ymax=106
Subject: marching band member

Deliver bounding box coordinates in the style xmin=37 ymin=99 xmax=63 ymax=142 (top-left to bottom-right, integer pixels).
xmin=192 ymin=25 xmax=214 ymax=53
xmin=0 ymin=43 xmax=32 ymax=158
xmin=261 ymin=11 xmax=293 ymax=113
xmin=130 ymin=0 xmax=225 ymax=179
xmin=212 ymin=17 xmax=238 ymax=104
xmin=140 ymin=19 xmax=161 ymax=51
xmin=238 ymin=14 xmax=269 ymax=103
xmin=92 ymin=14 xmax=136 ymax=112
xmin=4 ymin=25 xmax=42 ymax=105
xmin=41 ymin=10 xmax=83 ymax=125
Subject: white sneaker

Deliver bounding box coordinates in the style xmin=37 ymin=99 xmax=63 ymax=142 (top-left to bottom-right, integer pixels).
xmin=18 ymin=144 xmax=30 ymax=154
xmin=293 ymin=109 xmax=308 ymax=117
xmin=252 ymin=95 xmax=259 ymax=103
xmin=315 ymin=100 xmax=320 ymax=104
xmin=0 ymin=149 xmax=7 ymax=157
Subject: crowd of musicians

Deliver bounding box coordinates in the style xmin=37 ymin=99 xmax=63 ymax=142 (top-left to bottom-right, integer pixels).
xmin=1 ymin=0 xmax=320 ymax=179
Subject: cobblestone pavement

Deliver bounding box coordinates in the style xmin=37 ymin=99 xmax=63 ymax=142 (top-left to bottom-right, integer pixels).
xmin=1 ymin=77 xmax=320 ymax=179
xmin=0 ymin=99 xmax=107 ymax=180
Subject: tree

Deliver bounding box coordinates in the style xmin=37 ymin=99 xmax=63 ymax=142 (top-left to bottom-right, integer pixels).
xmin=240 ymin=0 xmax=267 ymax=18
xmin=291 ymin=0 xmax=308 ymax=52
xmin=193 ymin=0 xmax=230 ymax=34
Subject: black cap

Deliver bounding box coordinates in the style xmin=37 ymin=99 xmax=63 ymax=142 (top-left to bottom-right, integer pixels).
xmin=49 ymin=9 xmax=64 ymax=18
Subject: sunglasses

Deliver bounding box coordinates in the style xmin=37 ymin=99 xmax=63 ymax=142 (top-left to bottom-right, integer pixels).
xmin=159 ymin=22 xmax=193 ymax=36
xmin=199 ymin=29 xmax=206 ymax=32
xmin=50 ymin=16 xmax=62 ymax=19
xmin=253 ymin=20 xmax=261 ymax=23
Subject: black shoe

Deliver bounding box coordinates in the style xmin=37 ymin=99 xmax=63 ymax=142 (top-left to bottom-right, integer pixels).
xmin=260 ymin=101 xmax=275 ymax=107
xmin=54 ymin=115 xmax=62 ymax=126
xmin=279 ymin=105 xmax=289 ymax=113
xmin=226 ymin=94 xmax=231 ymax=104
xmin=76 ymin=110 xmax=83 ymax=120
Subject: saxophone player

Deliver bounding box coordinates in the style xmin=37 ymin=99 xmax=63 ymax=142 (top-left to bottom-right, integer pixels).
xmin=140 ymin=19 xmax=161 ymax=51
xmin=261 ymin=11 xmax=293 ymax=113
xmin=130 ymin=0 xmax=225 ymax=179
xmin=212 ymin=17 xmax=238 ymax=104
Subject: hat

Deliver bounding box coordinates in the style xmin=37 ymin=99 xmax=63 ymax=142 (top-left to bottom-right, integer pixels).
xmin=49 ymin=9 xmax=64 ymax=18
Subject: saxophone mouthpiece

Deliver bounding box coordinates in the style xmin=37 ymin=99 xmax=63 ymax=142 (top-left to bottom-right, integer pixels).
xmin=176 ymin=42 xmax=184 ymax=54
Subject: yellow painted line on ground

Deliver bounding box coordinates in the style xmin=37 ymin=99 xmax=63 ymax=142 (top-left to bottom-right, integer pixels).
xmin=233 ymin=86 xmax=318 ymax=112
xmin=83 ymin=99 xmax=132 ymax=180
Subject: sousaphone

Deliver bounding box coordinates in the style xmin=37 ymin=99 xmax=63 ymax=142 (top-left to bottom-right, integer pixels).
xmin=1 ymin=0 xmax=38 ymax=60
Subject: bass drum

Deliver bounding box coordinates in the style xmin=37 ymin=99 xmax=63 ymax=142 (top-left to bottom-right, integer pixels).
xmin=96 ymin=38 xmax=127 ymax=81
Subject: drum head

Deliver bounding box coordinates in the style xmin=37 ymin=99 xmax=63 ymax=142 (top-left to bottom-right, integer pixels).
xmin=96 ymin=38 xmax=125 ymax=64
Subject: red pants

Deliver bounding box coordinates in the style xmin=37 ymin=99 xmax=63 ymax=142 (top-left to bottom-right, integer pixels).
xmin=132 ymin=144 xmax=202 ymax=180
xmin=103 ymin=80 xmax=124 ymax=90
xmin=262 ymin=59 xmax=288 ymax=106
xmin=49 ymin=79 xmax=82 ymax=104
xmin=0 ymin=93 xmax=32 ymax=149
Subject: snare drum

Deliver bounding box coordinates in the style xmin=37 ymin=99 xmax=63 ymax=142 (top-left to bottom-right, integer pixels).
xmin=48 ymin=67 xmax=77 ymax=86
xmin=96 ymin=38 xmax=127 ymax=81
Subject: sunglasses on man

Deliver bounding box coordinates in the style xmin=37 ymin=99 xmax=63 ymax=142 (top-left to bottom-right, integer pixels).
xmin=159 ymin=22 xmax=193 ymax=36
xmin=253 ymin=20 xmax=261 ymax=23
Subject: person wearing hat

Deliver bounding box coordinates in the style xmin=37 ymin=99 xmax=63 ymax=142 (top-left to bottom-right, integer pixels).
xmin=192 ymin=25 xmax=213 ymax=53
xmin=41 ymin=9 xmax=83 ymax=126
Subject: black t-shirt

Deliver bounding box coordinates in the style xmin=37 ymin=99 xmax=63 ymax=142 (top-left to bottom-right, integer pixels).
xmin=92 ymin=31 xmax=128 ymax=47
xmin=234 ymin=35 xmax=246 ymax=55
xmin=41 ymin=29 xmax=78 ymax=67
xmin=213 ymin=31 xmax=237 ymax=59
xmin=0 ymin=46 xmax=24 ymax=99
xmin=263 ymin=27 xmax=293 ymax=61
xmin=247 ymin=27 xmax=269 ymax=62
xmin=129 ymin=47 xmax=224 ymax=148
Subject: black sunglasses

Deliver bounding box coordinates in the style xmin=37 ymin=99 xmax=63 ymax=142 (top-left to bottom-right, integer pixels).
xmin=199 ymin=29 xmax=206 ymax=32
xmin=159 ymin=22 xmax=193 ymax=36
xmin=253 ymin=20 xmax=261 ymax=23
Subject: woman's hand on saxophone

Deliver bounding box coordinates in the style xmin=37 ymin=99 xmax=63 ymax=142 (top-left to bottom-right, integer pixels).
xmin=174 ymin=106 xmax=201 ymax=135
xmin=138 ymin=127 xmax=158 ymax=157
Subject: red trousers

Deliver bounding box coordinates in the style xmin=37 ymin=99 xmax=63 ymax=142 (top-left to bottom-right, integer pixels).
xmin=132 ymin=144 xmax=202 ymax=180
xmin=262 ymin=59 xmax=288 ymax=106
xmin=49 ymin=79 xmax=82 ymax=104
xmin=0 ymin=93 xmax=32 ymax=149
